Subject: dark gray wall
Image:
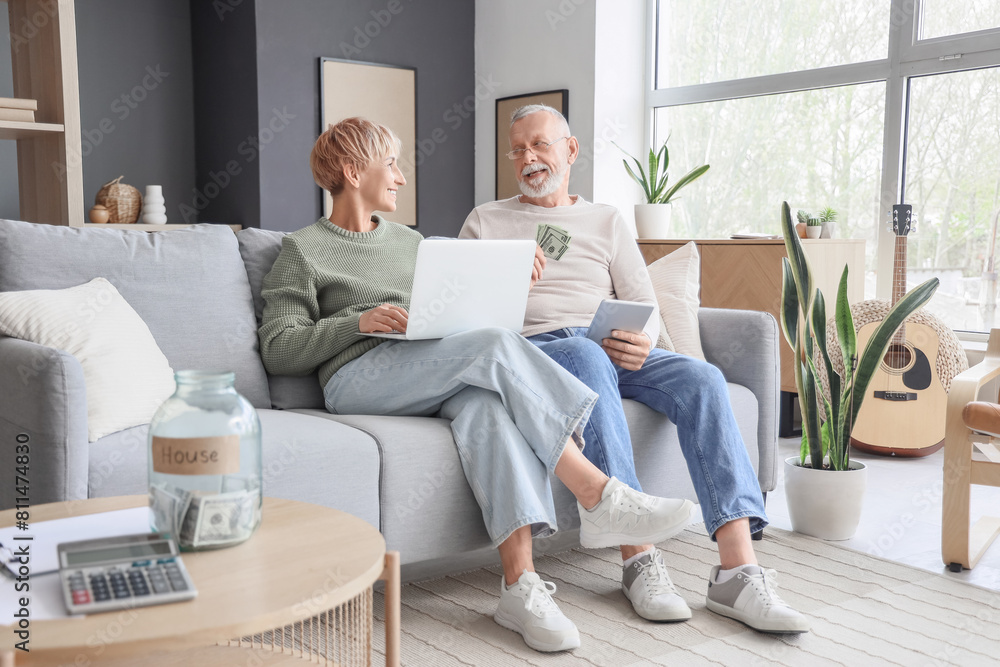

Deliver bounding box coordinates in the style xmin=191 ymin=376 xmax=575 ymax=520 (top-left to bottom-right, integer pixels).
xmin=0 ymin=1 xmax=196 ymax=224
xmin=75 ymin=0 xmax=195 ymax=223
xmin=254 ymin=0 xmax=475 ymax=235
xmin=2 ymin=0 xmax=475 ymax=233
xmin=190 ymin=0 xmax=259 ymax=227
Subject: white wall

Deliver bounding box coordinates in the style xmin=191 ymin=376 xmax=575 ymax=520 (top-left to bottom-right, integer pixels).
xmin=474 ymin=0 xmax=597 ymax=205
xmin=593 ymin=1 xmax=647 ymax=234
xmin=474 ymin=0 xmax=646 ymax=223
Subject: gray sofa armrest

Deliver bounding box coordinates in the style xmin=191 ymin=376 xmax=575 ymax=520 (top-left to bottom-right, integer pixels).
xmin=0 ymin=337 xmax=89 ymax=510
xmin=698 ymin=308 xmax=780 ymax=493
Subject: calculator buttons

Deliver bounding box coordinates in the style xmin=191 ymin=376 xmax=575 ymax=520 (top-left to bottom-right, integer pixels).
xmin=132 ymin=560 xmax=151 ymax=567
xmin=157 ymin=557 xmax=175 ymax=564
xmin=71 ymin=590 xmax=91 ymax=605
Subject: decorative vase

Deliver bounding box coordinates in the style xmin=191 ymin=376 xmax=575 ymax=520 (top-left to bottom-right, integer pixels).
xmin=88 ymin=205 xmax=110 ymax=224
xmin=148 ymin=370 xmax=262 ymax=551
xmin=634 ymin=203 xmax=673 ymax=239
xmin=142 ymin=185 xmax=167 ymax=224
xmin=783 ymin=456 xmax=868 ymax=540
xmin=805 ymin=225 xmax=823 ymax=239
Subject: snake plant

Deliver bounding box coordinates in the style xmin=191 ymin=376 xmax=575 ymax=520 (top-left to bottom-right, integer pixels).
xmin=778 ymin=201 xmax=938 ymax=471
xmin=615 ymin=139 xmax=710 ymax=205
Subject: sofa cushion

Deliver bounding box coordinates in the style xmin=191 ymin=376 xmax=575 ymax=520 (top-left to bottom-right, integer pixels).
xmin=292 ymin=411 xmax=494 ymax=563
xmin=646 ymin=241 xmax=705 ymax=360
xmin=0 ymin=219 xmax=270 ymax=408
xmin=237 ymin=228 xmax=325 ymax=409
xmin=0 ymin=277 xmax=175 ymax=441
xmin=88 ymin=409 xmax=382 ymax=529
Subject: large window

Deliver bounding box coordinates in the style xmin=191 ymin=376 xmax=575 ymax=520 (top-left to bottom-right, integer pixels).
xmin=648 ymin=0 xmax=1000 ymax=332
xmin=656 ymin=0 xmax=891 ymax=88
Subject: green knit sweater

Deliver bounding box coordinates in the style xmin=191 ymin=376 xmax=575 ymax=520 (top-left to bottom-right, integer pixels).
xmin=258 ymin=216 xmax=422 ymax=388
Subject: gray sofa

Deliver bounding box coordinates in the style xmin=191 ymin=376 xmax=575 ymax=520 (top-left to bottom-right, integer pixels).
xmin=0 ymin=220 xmax=779 ymax=581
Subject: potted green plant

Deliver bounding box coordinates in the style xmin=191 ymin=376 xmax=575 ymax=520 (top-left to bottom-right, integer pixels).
xmin=805 ymin=216 xmax=823 ymax=239
xmin=797 ymin=207 xmax=838 ymax=238
xmin=778 ymin=201 xmax=938 ymax=539
xmin=615 ymin=139 xmax=709 ymax=239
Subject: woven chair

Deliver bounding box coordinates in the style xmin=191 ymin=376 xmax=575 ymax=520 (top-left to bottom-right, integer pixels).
xmin=942 ymin=328 xmax=1000 ymax=571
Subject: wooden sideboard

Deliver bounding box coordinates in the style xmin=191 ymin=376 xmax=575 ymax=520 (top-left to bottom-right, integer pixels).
xmin=638 ymin=238 xmax=866 ymax=394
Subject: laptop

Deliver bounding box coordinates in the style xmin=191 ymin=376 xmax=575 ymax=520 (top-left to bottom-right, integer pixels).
xmin=364 ymin=238 xmax=536 ymax=340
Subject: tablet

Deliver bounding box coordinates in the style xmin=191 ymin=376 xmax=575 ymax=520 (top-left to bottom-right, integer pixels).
xmin=585 ymin=299 xmax=655 ymax=345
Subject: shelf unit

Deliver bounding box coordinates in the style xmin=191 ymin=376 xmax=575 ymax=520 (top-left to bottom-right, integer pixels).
xmin=6 ymin=0 xmax=84 ymax=226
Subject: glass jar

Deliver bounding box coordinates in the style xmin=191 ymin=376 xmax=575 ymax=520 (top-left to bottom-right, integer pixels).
xmin=148 ymin=370 xmax=262 ymax=550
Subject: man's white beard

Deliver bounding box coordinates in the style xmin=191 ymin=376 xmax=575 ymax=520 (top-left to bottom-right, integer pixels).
xmin=518 ymin=165 xmax=564 ymax=198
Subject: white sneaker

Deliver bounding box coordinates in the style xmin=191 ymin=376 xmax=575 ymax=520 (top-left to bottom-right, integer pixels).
xmin=622 ymin=548 xmax=692 ymax=621
xmin=578 ymin=477 xmax=694 ymax=548
xmin=494 ymin=570 xmax=580 ymax=652
xmin=706 ymin=565 xmax=810 ymax=633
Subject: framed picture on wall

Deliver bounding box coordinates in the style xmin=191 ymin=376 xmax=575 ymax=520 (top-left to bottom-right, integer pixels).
xmin=495 ymin=89 xmax=568 ymax=201
xmin=319 ymin=57 xmax=418 ymax=227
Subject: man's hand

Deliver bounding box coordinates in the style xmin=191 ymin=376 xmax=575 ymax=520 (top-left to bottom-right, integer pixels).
xmin=529 ymin=245 xmax=547 ymax=289
xmin=359 ymin=304 xmax=408 ymax=333
xmin=602 ymin=330 xmax=651 ymax=371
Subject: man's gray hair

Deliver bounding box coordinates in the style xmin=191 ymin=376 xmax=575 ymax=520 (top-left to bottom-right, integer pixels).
xmin=510 ymin=104 xmax=571 ymax=135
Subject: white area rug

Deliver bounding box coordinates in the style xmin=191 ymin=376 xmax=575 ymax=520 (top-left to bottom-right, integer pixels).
xmin=373 ymin=525 xmax=1000 ymax=666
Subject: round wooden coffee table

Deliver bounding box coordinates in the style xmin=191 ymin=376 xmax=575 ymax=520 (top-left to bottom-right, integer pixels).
xmin=0 ymin=496 xmax=399 ymax=666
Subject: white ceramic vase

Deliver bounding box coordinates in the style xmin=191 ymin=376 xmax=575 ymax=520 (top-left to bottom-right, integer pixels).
xmin=142 ymin=185 xmax=167 ymax=224
xmin=805 ymin=225 xmax=823 ymax=239
xmin=634 ymin=203 xmax=672 ymax=239
xmin=783 ymin=456 xmax=868 ymax=540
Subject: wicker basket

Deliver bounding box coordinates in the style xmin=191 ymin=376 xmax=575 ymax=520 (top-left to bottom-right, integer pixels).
xmin=95 ymin=176 xmax=142 ymax=224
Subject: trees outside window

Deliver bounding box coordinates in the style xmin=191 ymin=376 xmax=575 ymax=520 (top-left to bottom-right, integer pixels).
xmin=650 ymin=0 xmax=1000 ymax=332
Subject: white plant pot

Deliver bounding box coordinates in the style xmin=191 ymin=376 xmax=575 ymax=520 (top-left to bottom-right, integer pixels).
xmin=634 ymin=203 xmax=672 ymax=239
xmin=783 ymin=456 xmax=868 ymax=540
xmin=805 ymin=225 xmax=822 ymax=239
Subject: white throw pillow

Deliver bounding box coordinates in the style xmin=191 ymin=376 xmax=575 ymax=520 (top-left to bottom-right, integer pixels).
xmin=646 ymin=241 xmax=705 ymax=360
xmin=0 ymin=277 xmax=175 ymax=441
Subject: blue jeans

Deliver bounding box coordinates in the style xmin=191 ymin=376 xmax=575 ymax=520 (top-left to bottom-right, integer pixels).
xmin=323 ymin=328 xmax=598 ymax=547
xmin=527 ymin=328 xmax=767 ymax=537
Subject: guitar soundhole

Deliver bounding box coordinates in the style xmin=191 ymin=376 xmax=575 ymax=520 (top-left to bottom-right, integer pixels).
xmin=882 ymin=343 xmax=912 ymax=370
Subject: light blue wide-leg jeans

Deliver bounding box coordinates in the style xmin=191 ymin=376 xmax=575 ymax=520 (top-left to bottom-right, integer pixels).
xmin=528 ymin=328 xmax=767 ymax=538
xmin=323 ymin=327 xmax=598 ymax=547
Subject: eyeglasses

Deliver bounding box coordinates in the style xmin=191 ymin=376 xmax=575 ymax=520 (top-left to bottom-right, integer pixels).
xmin=506 ymin=137 xmax=569 ymax=160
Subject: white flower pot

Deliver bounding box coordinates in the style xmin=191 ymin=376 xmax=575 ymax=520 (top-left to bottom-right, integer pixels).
xmin=634 ymin=203 xmax=672 ymax=239
xmin=783 ymin=456 xmax=868 ymax=540
xmin=805 ymin=225 xmax=822 ymax=239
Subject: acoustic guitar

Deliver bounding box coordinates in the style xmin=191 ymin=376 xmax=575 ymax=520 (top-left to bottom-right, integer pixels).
xmin=850 ymin=205 xmax=949 ymax=457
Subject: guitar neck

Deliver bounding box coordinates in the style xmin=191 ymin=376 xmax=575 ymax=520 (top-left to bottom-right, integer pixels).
xmin=892 ymin=234 xmax=907 ymax=342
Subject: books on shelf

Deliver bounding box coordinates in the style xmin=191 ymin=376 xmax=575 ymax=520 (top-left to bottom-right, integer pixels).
xmin=0 ymin=97 xmax=37 ymax=123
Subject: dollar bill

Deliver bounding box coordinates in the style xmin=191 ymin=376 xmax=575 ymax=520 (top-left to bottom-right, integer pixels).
xmin=183 ymin=489 xmax=258 ymax=548
xmin=536 ymin=223 xmax=572 ymax=260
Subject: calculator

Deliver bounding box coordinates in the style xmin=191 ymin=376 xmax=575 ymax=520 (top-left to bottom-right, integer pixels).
xmin=58 ymin=533 xmax=197 ymax=614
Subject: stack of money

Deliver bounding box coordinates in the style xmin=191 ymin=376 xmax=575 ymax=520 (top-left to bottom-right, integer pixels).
xmin=536 ymin=223 xmax=572 ymax=260
xmin=150 ymin=482 xmax=260 ymax=549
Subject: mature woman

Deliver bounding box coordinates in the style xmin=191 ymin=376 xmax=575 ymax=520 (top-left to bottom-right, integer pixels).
xmin=258 ymin=117 xmax=692 ymax=653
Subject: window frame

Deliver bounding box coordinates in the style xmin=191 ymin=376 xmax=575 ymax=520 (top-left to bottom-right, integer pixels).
xmin=644 ymin=0 xmax=1000 ymax=336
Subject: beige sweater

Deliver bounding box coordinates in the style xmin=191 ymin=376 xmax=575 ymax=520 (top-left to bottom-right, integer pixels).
xmin=460 ymin=196 xmax=659 ymax=342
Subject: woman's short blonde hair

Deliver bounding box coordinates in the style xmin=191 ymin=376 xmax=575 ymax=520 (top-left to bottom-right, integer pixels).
xmin=310 ymin=117 xmax=401 ymax=195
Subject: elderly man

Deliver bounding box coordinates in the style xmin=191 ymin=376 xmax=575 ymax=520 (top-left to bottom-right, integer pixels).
xmin=460 ymin=104 xmax=809 ymax=636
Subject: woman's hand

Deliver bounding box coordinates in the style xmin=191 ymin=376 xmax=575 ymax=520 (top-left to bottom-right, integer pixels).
xmin=602 ymin=330 xmax=651 ymax=371
xmin=530 ymin=245 xmax=547 ymax=289
xmin=359 ymin=304 xmax=409 ymax=333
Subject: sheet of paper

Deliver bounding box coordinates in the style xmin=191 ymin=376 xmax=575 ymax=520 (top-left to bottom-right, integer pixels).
xmin=0 ymin=506 xmax=151 ymax=576
xmin=0 ymin=571 xmax=83 ymax=622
